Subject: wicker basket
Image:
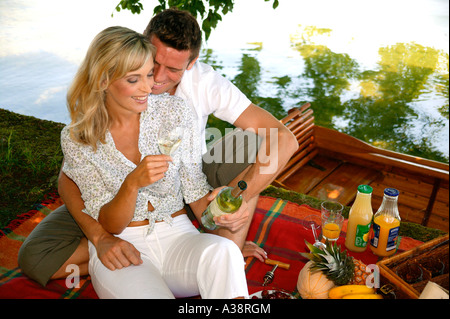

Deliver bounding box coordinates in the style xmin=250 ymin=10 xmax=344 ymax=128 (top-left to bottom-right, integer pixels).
xmin=377 ymin=234 xmax=449 ymax=299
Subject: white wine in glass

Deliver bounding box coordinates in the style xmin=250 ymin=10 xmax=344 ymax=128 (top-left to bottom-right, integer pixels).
xmin=157 ymin=126 xmax=183 ymax=155
xmin=150 ymin=118 xmax=184 ymax=194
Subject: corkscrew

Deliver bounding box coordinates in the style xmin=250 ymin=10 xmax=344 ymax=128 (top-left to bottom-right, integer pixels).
xmin=262 ymin=264 xmax=278 ymax=286
xmin=261 ymin=258 xmax=290 ymax=286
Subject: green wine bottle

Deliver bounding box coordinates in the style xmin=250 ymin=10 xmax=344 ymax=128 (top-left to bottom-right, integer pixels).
xmin=201 ymin=180 xmax=247 ymax=230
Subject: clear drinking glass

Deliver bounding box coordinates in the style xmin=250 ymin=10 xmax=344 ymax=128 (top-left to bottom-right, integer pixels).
xmin=321 ymin=201 xmax=344 ymax=242
xmin=149 ymin=115 xmax=185 ymax=194
xmin=157 ymin=125 xmax=183 ymax=156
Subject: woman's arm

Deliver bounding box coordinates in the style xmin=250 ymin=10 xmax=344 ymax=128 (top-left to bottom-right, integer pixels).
xmin=61 ymin=127 xmax=169 ymax=234
xmin=97 ymin=176 xmax=139 ymax=234
xmin=60 ymin=130 xmax=136 ymax=234
xmin=97 ymin=154 xmax=172 ymax=234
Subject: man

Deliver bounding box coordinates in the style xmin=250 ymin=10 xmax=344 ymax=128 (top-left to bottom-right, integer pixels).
xmin=18 ymin=8 xmax=298 ymax=287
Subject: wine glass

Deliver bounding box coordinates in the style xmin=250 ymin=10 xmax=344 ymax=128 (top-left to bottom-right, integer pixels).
xmin=157 ymin=125 xmax=183 ymax=156
xmin=302 ymin=214 xmax=326 ymax=250
xmin=149 ymin=117 xmax=185 ymax=194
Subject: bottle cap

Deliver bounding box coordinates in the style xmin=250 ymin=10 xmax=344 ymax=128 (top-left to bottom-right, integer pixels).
xmin=384 ymin=188 xmax=399 ymax=197
xmin=238 ymin=180 xmax=247 ymax=191
xmin=357 ymin=184 xmax=373 ymax=194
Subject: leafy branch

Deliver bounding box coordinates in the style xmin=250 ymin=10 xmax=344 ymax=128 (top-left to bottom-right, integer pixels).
xmin=114 ymin=0 xmax=279 ymax=40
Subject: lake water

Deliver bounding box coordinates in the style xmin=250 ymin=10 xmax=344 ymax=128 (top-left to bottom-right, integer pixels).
xmin=0 ymin=0 xmax=448 ymax=162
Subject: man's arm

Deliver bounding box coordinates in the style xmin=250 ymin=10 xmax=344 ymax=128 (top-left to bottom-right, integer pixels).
xmin=188 ymin=105 xmax=296 ymax=253
xmin=58 ymin=169 xmax=142 ymax=270
xmin=218 ymin=103 xmax=297 ymax=256
xmin=233 ymin=103 xmax=298 ymax=200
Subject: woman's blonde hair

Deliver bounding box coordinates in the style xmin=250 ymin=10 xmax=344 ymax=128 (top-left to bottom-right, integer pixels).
xmin=67 ymin=26 xmax=156 ymax=150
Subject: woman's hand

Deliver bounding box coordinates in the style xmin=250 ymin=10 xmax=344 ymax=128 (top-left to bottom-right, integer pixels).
xmin=127 ymin=155 xmax=172 ymax=189
xmin=242 ymin=241 xmax=267 ymax=262
xmin=98 ymin=155 xmax=172 ymax=234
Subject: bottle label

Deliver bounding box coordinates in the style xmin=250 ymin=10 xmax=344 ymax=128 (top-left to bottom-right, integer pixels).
xmin=371 ymin=222 xmax=400 ymax=251
xmin=371 ymin=223 xmax=381 ymax=248
xmin=354 ymin=223 xmax=371 ymax=248
xmin=386 ymin=226 xmax=400 ymax=251
xmin=208 ymin=198 xmax=224 ymax=218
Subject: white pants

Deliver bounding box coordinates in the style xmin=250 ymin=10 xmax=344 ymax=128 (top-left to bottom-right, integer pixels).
xmin=88 ymin=215 xmax=249 ymax=299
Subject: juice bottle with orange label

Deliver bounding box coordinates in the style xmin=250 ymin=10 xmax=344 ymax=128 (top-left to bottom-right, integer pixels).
xmin=345 ymin=185 xmax=373 ymax=252
xmin=370 ymin=188 xmax=401 ymax=257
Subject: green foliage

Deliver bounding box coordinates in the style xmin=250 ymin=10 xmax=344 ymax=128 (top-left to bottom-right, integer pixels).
xmin=114 ymin=0 xmax=144 ymax=14
xmin=114 ymin=0 xmax=279 ymax=40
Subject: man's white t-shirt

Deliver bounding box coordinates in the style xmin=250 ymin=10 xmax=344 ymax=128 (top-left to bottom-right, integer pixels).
xmin=174 ymin=62 xmax=251 ymax=153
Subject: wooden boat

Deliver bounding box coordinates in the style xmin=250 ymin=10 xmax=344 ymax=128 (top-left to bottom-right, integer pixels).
xmin=273 ymin=103 xmax=449 ymax=232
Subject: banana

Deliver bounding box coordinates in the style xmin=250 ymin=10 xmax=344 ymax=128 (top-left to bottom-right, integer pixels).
xmin=328 ymin=285 xmax=375 ymax=299
xmin=342 ymin=293 xmax=383 ymax=299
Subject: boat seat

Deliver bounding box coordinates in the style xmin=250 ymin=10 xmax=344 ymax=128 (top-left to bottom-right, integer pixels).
xmin=274 ymin=103 xmax=318 ymax=185
xmin=273 ymin=103 xmax=381 ymax=206
xmin=273 ymin=103 xmax=448 ymax=228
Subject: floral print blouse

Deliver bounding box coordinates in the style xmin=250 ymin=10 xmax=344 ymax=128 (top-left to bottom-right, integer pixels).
xmin=61 ymin=93 xmax=212 ymax=233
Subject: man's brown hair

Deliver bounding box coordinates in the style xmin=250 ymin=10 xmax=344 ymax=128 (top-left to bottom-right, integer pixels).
xmin=144 ymin=8 xmax=202 ymax=62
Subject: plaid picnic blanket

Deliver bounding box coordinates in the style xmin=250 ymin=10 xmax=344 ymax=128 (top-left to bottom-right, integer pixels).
xmin=0 ymin=192 xmax=97 ymax=299
xmin=1 ymin=194 xmax=423 ymax=299
xmin=245 ymin=197 xmax=424 ymax=295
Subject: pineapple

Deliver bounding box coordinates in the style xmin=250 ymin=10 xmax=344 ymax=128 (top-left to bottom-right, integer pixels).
xmin=300 ymin=240 xmax=369 ymax=286
xmin=351 ymin=258 xmax=369 ymax=285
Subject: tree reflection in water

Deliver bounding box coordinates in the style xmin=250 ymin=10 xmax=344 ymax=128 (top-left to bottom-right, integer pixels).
xmin=201 ymin=25 xmax=449 ymax=163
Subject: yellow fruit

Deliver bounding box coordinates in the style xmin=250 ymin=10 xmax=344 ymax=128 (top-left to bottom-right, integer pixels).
xmin=342 ymin=293 xmax=383 ymax=299
xmin=328 ymin=285 xmax=375 ymax=299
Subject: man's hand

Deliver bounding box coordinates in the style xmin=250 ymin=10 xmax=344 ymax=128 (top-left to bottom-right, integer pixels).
xmin=95 ymin=233 xmax=143 ymax=270
xmin=208 ymin=187 xmax=250 ymax=232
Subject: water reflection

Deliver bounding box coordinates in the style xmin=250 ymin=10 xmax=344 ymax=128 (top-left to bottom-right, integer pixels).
xmin=203 ymin=25 xmax=449 ymax=163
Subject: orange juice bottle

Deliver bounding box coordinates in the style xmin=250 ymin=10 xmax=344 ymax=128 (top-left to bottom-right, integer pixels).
xmin=370 ymin=188 xmax=401 ymax=257
xmin=345 ymin=185 xmax=373 ymax=252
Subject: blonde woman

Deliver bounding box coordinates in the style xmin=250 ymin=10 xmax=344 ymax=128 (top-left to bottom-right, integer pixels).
xmin=60 ymin=26 xmax=248 ymax=299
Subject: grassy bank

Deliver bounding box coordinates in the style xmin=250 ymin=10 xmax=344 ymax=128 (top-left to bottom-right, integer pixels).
xmin=0 ymin=108 xmax=64 ymax=228
xmin=0 ymin=108 xmax=445 ymax=242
